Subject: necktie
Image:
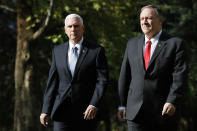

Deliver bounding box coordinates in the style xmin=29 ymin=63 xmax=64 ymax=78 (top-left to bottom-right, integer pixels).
xmin=70 ymin=46 xmax=78 ymax=76
xmin=144 ymin=40 xmax=151 ymax=70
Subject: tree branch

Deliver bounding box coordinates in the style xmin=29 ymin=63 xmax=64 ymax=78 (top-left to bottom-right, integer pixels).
xmin=0 ymin=5 xmax=15 ymax=13
xmin=31 ymin=0 xmax=54 ymax=40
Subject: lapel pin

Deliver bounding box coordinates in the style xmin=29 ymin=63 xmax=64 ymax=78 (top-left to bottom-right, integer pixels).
xmin=82 ymin=49 xmax=86 ymax=53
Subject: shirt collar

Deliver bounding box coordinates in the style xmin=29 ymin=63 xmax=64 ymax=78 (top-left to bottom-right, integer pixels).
xmin=69 ymin=37 xmax=83 ymax=51
xmin=145 ymin=30 xmax=162 ymax=44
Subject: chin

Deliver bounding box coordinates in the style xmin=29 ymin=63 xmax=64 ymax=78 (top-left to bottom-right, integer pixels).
xmin=143 ymin=31 xmax=150 ymax=35
xmin=71 ymin=37 xmax=77 ymax=40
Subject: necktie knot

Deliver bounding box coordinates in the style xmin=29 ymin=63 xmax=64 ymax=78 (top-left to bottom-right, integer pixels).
xmin=147 ymin=40 xmax=151 ymax=45
xmin=72 ymin=46 xmax=78 ymax=55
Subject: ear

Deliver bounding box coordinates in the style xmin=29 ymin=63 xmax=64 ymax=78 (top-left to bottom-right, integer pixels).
xmin=64 ymin=26 xmax=67 ymax=33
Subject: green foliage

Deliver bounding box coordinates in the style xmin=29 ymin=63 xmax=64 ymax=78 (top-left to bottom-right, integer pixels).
xmin=45 ymin=34 xmax=64 ymax=43
xmin=0 ymin=0 xmax=197 ymax=130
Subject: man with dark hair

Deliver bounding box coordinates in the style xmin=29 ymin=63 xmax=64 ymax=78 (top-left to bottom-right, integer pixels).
xmin=118 ymin=5 xmax=187 ymax=131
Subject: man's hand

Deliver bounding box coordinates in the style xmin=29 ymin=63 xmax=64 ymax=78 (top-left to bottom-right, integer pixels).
xmin=117 ymin=109 xmax=126 ymax=121
xmin=84 ymin=105 xmax=97 ymax=120
xmin=40 ymin=113 xmax=50 ymax=127
xmin=162 ymin=103 xmax=176 ymax=116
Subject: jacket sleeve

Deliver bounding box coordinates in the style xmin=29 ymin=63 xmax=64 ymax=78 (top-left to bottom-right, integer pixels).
xmin=118 ymin=44 xmax=131 ymax=107
xmin=41 ymin=49 xmax=59 ymax=114
xmin=89 ymin=47 xmax=109 ymax=107
xmin=166 ymin=39 xmax=188 ymax=106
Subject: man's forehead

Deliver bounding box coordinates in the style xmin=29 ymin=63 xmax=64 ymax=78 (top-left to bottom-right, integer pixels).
xmin=140 ymin=8 xmax=157 ymax=17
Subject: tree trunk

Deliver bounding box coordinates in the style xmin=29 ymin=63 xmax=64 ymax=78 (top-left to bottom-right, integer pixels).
xmin=14 ymin=0 xmax=33 ymax=130
xmin=14 ymin=0 xmax=53 ymax=130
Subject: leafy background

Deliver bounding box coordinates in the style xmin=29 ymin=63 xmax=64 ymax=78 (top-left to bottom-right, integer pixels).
xmin=0 ymin=0 xmax=197 ymax=130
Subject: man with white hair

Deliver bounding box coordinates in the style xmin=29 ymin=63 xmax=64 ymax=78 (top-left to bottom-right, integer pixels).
xmin=40 ymin=13 xmax=108 ymax=131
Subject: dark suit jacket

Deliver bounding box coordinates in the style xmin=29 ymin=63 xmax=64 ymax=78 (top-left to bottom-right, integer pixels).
xmin=41 ymin=39 xmax=108 ymax=121
xmin=118 ymin=32 xmax=187 ymax=121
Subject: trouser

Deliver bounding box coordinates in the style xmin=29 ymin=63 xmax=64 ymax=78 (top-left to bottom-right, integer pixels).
xmin=53 ymin=97 xmax=98 ymax=131
xmin=53 ymin=119 xmax=98 ymax=131
xmin=127 ymin=105 xmax=179 ymax=131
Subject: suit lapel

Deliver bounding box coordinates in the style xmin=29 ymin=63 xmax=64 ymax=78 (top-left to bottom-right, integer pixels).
xmin=62 ymin=42 xmax=72 ymax=81
xmin=73 ymin=40 xmax=88 ymax=77
xmin=148 ymin=32 xmax=167 ymax=68
xmin=137 ymin=35 xmax=146 ymax=75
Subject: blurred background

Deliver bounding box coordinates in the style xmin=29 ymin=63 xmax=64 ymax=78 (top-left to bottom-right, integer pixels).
xmin=0 ymin=0 xmax=197 ymax=131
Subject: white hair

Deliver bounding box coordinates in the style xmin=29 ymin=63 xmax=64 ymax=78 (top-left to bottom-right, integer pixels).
xmin=64 ymin=14 xmax=83 ymax=26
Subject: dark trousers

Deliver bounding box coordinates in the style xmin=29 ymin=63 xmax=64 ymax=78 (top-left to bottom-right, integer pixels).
xmin=127 ymin=119 xmax=178 ymax=131
xmin=53 ymin=119 xmax=98 ymax=131
xmin=127 ymin=105 xmax=179 ymax=131
xmin=53 ymin=97 xmax=98 ymax=131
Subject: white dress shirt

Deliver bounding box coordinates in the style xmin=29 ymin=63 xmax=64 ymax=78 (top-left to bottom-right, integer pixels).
xmin=68 ymin=37 xmax=83 ymax=70
xmin=143 ymin=30 xmax=162 ymax=60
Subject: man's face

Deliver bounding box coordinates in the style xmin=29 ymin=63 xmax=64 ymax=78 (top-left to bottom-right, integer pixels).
xmin=64 ymin=17 xmax=84 ymax=43
xmin=140 ymin=8 xmax=162 ymax=39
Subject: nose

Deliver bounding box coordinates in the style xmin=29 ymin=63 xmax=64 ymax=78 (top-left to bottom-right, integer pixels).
xmin=71 ymin=26 xmax=75 ymax=31
xmin=143 ymin=18 xmax=148 ymax=23
xmin=141 ymin=18 xmax=146 ymax=25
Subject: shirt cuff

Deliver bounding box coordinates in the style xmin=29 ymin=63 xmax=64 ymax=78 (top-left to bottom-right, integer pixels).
xmin=90 ymin=105 xmax=96 ymax=108
xmin=118 ymin=106 xmax=126 ymax=110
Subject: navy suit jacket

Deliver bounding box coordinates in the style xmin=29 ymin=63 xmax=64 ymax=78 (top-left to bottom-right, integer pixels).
xmin=118 ymin=32 xmax=187 ymax=121
xmin=41 ymin=39 xmax=108 ymax=121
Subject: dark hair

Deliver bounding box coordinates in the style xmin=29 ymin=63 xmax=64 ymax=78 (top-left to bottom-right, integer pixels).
xmin=141 ymin=5 xmax=162 ymax=20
